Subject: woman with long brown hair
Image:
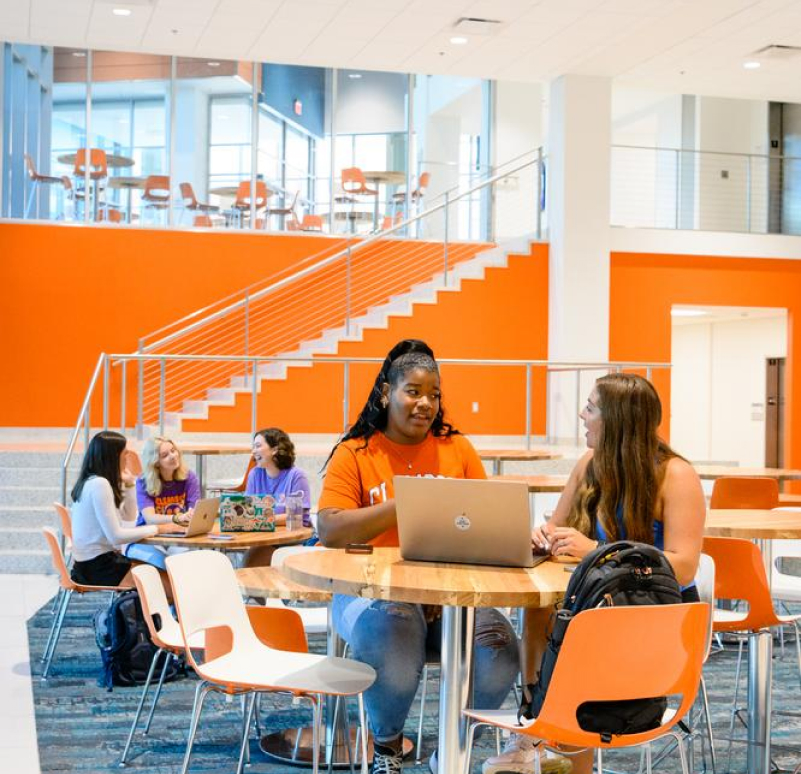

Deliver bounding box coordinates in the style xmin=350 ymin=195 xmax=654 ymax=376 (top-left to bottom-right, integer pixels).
xmin=483 ymin=372 xmax=705 ymax=774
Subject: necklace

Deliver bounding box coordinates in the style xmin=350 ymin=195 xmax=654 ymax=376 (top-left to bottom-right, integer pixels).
xmin=384 ymin=438 xmax=419 ymax=470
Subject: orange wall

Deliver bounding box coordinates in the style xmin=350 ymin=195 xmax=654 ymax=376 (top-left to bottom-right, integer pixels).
xmin=0 ymin=223 xmax=347 ymax=426
xmin=183 ymin=244 xmax=551 ymax=434
xmin=610 ymin=252 xmax=801 ymax=471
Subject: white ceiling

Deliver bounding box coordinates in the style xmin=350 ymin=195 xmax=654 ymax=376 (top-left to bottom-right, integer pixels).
xmin=6 ymin=0 xmax=801 ymax=102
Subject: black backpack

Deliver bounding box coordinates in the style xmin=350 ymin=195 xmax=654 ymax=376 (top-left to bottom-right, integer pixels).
xmin=93 ymin=589 xmax=183 ymax=691
xmin=519 ymin=541 xmax=683 ymax=741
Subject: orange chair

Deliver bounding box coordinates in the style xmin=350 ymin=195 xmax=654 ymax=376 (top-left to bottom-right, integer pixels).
xmin=288 ymin=213 xmax=324 ymax=232
xmin=702 ymin=535 xmax=801 ymax=768
xmin=24 ymin=154 xmax=68 ymax=218
xmin=340 ymin=167 xmax=378 ymax=199
xmin=710 ymin=476 xmax=779 ymax=509
xmin=380 ymin=211 xmax=403 ymax=231
xmin=179 ymin=182 xmax=219 ymax=222
xmin=73 ymin=148 xmax=108 ymax=219
xmin=464 ymin=603 xmax=709 ymax=774
xmin=141 ymin=174 xmax=171 ymax=224
xmin=193 ymin=214 xmax=214 ymax=228
xmin=230 ymin=180 xmax=269 ymax=227
xmin=258 ymin=190 xmax=299 ymax=230
xmin=41 ymin=527 xmax=134 ymax=679
xmin=392 ymin=171 xmax=430 ymax=212
xmin=206 ymin=456 xmax=257 ymax=496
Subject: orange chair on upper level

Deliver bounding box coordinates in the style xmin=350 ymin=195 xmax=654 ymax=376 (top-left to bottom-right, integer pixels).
xmin=179 ymin=182 xmax=219 ymax=216
xmin=206 ymin=456 xmax=257 ymax=496
xmin=73 ymin=148 xmax=108 ymax=219
xmin=141 ymin=175 xmax=171 ymax=224
xmin=230 ymin=180 xmax=269 ymax=227
xmin=710 ymin=476 xmax=779 ymax=509
xmin=288 ymin=213 xmax=324 ymax=232
xmin=340 ymin=167 xmax=377 ymax=199
xmin=463 ymin=603 xmax=709 ymax=774
xmin=24 ymin=154 xmax=68 ymax=218
xmin=392 ymin=171 xmax=430 ymax=208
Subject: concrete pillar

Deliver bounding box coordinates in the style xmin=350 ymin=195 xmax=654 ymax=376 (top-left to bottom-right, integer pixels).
xmin=547 ymin=74 xmax=611 ymax=443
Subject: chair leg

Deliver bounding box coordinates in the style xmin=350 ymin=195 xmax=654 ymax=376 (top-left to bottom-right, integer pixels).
xmin=25 ymin=181 xmax=38 ymax=218
xmin=49 ymin=587 xmax=62 ymax=616
xmin=464 ymin=721 xmax=478 ymax=774
xmin=596 ymin=747 xmax=603 ymax=773
xmin=142 ymin=651 xmax=174 ymax=735
xmin=358 ymin=693 xmax=369 ymax=774
xmin=311 ymin=695 xmax=322 ymax=774
xmin=235 ymin=693 xmax=256 ymax=774
xmin=120 ymin=647 xmax=163 ymax=765
xmin=724 ymin=637 xmax=746 ymax=773
xmin=180 ymin=680 xmax=212 ymax=774
xmin=42 ymin=589 xmax=72 ymax=679
xmin=700 ymin=675 xmax=717 ymax=774
xmin=415 ymin=663 xmax=429 ymax=763
xmin=42 ymin=587 xmax=68 ymax=662
xmin=675 ymin=730 xmax=690 ymax=774
xmin=793 ymin=620 xmax=801 ymax=692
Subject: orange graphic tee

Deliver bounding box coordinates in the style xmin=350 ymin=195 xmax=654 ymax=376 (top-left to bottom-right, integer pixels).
xmin=318 ymin=431 xmax=486 ymax=546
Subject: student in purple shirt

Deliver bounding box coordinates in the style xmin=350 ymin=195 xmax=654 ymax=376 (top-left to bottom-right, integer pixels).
xmin=243 ymin=427 xmax=311 ymax=567
xmin=124 ymin=436 xmax=200 ymax=570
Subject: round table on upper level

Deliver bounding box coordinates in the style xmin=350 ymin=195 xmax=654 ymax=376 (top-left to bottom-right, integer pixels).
xmin=281 ymin=547 xmax=571 ymax=774
xmin=56 ymin=152 xmax=135 ymax=169
xmin=143 ymin=524 xmax=313 ymax=550
xmin=489 ymin=474 xmax=568 ymax=492
xmin=704 ymin=508 xmax=801 ymax=774
xmin=694 ymin=465 xmax=801 ymax=483
xmin=477 ymin=448 xmax=562 ymax=475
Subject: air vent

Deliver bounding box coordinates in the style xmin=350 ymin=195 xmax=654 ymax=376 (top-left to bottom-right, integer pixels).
xmin=752 ymin=44 xmax=801 ymax=60
xmin=452 ymin=17 xmax=505 ymax=35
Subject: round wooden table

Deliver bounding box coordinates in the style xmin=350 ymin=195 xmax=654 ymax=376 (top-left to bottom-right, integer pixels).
xmin=282 ymin=547 xmax=570 ymax=774
xmin=236 ymin=566 xmax=332 ymax=603
xmin=108 ymin=176 xmax=147 ymax=223
xmin=694 ymin=464 xmax=801 ymax=483
xmin=57 ymin=152 xmax=135 ymax=169
xmin=705 ymin=508 xmax=801 ymax=774
xmin=143 ymin=524 xmax=312 ymax=550
xmin=478 ymin=448 xmax=562 ymax=475
xmin=489 ymin=474 xmax=568 ymax=493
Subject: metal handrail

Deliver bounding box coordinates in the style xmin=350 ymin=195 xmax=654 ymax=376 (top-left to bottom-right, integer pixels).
xmin=139 ymin=149 xmax=545 ymax=353
xmin=612 ymin=144 xmax=801 ymax=162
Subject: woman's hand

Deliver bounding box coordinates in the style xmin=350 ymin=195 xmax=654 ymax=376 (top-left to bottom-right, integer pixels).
xmin=549 ymin=527 xmax=598 ymax=559
xmin=171 ymin=512 xmax=190 ymax=527
xmin=531 ymin=522 xmax=555 ymax=553
xmin=121 ymin=468 xmax=136 ymax=488
xmin=157 ymin=522 xmax=186 ymax=535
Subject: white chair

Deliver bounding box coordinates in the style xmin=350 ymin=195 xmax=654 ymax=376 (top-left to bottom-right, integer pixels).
xmin=263 ymin=544 xmax=328 ymax=634
xmin=768 ymin=511 xmax=801 ymax=686
xmin=165 ymin=550 xmax=375 ymax=774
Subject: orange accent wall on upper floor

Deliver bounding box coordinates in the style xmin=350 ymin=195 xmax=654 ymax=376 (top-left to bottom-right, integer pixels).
xmin=610 ymin=251 xmax=801 ymax=475
xmin=0 ymin=223 xmax=348 ymax=427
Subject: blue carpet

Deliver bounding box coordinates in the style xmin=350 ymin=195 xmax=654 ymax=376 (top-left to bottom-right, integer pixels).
xmin=27 ymin=595 xmax=801 ymax=773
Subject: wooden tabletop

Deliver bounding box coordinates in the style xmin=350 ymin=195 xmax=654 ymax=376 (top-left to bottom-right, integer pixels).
xmin=362 ymin=170 xmax=406 ymax=185
xmin=57 ymin=152 xmax=135 ymax=169
xmin=694 ymin=465 xmax=801 ymax=481
xmin=478 ymin=449 xmax=562 ymax=462
xmin=490 ymin=474 xmax=568 ymax=492
xmin=705 ymin=509 xmax=801 ymax=540
xmin=108 ymin=176 xmax=147 ymax=189
xmin=181 ymin=442 xmax=251 ymax=456
xmin=778 ymin=493 xmax=801 ymax=506
xmin=144 ymin=524 xmax=313 ymax=549
xmin=281 ymin=547 xmax=572 ymax=608
xmin=236 ymin=566 xmax=332 ymax=602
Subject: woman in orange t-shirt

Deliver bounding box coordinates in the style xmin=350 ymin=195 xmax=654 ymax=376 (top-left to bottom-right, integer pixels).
xmin=318 ymin=339 xmax=519 ymax=774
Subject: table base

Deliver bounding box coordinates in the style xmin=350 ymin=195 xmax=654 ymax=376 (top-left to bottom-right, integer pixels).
xmin=260 ymin=729 xmax=414 ymax=768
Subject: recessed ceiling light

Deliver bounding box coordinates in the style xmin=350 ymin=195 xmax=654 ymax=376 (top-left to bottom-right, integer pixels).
xmin=743 ymin=60 xmax=761 ymax=70
xmin=112 ymin=8 xmax=132 ymax=16
xmin=449 ymin=36 xmax=468 ymax=45
xmin=348 ymin=73 xmax=362 ymax=79
xmin=671 ymin=309 xmax=707 ymax=318
xmin=207 ymin=61 xmax=221 ymax=67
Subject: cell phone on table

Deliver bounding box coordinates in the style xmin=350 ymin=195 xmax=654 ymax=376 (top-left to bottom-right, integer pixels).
xmin=345 ymin=543 xmax=373 ymax=554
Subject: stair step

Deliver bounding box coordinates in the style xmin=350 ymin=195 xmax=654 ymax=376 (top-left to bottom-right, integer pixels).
xmin=0 ymin=485 xmax=62 ymax=507
xmin=0 ymin=527 xmax=51 ymax=551
xmin=0 ymin=506 xmax=59 ymax=529
xmin=0 ymin=550 xmax=54 ymax=574
xmin=0 ymin=466 xmax=63 ymax=486
xmin=0 ymin=452 xmax=75 ymax=468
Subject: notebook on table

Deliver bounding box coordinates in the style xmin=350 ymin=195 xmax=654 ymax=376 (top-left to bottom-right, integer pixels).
xmin=394 ymin=476 xmax=546 ymax=569
xmin=159 ymin=497 xmax=219 ymax=538
xmin=219 ymin=493 xmax=276 ymax=532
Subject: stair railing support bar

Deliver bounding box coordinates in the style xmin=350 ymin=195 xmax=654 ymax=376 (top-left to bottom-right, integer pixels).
xmin=345 ymin=243 xmax=352 ymax=335
xmin=84 ymin=403 xmax=90 ymax=454
xmin=120 ymin=359 xmax=127 ymax=435
xmin=158 ymin=358 xmax=166 ymax=437
xmin=536 ymin=147 xmax=543 ymax=239
xmin=343 ymin=360 xmax=350 ymax=433
xmin=525 ymin=363 xmax=532 ymax=450
xmin=251 ymin=358 xmax=259 ymax=436
xmin=137 ymin=338 xmax=144 ymax=438
xmin=244 ymin=291 xmax=250 ymax=384
xmin=102 ymin=355 xmax=110 ymax=431
xmin=443 ymin=191 xmax=450 ymax=286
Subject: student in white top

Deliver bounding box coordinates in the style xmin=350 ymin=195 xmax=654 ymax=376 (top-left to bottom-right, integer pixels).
xmin=70 ymin=431 xmax=184 ymax=588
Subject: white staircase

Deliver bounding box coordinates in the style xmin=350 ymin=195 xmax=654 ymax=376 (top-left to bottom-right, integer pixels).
xmin=165 ymin=238 xmax=533 ymax=431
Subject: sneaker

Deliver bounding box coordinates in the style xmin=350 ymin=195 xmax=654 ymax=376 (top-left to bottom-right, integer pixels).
xmin=481 ymin=734 xmax=572 ymax=774
xmin=372 ymin=740 xmax=404 ymax=774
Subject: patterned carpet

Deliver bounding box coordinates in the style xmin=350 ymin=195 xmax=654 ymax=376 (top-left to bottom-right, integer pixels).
xmin=27 ymin=595 xmax=801 ymax=774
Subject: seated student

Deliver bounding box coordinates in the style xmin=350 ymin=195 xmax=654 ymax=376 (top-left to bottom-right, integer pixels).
xmin=482 ymin=373 xmax=705 ymax=774
xmin=241 ymin=427 xmax=312 ymax=567
xmin=318 ymin=339 xmax=520 ymax=774
xmin=123 ymin=436 xmax=199 ymax=570
xmin=70 ymin=431 xmax=184 ymax=587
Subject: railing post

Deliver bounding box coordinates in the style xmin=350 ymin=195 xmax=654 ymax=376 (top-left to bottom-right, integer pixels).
xmin=345 ymin=243 xmax=352 ymax=335
xmin=443 ymin=191 xmax=450 ymax=286
xmin=84 ymin=404 xmax=90 ymax=452
xmin=137 ymin=338 xmax=144 ymax=439
xmin=646 ymin=366 xmax=652 ymax=382
xmin=525 ymin=363 xmax=532 ymax=450
xmin=102 ymin=354 xmax=109 ymax=431
xmin=251 ymin=357 xmax=258 ymax=435
xmin=244 ymin=291 xmax=250 ymax=384
xmin=158 ymin=358 xmax=166 ymax=437
xmin=746 ymin=154 xmax=752 ymax=233
xmin=536 ymin=147 xmax=543 ymax=239
xmin=675 ymin=149 xmax=680 ymax=230
xmin=120 ymin=359 xmax=127 ymax=434
xmin=343 ymin=360 xmax=350 ymax=432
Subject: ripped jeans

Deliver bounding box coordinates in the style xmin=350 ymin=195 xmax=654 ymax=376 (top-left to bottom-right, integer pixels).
xmin=332 ymin=594 xmax=519 ymax=743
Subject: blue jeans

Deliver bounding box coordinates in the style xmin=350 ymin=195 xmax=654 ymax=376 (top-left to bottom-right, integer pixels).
xmin=332 ymin=594 xmax=519 ymax=743
xmin=124 ymin=543 xmax=188 ymax=570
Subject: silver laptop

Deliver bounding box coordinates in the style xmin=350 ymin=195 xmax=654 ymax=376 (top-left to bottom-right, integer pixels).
xmin=159 ymin=497 xmax=218 ymax=538
xmin=394 ymin=476 xmax=545 ymax=568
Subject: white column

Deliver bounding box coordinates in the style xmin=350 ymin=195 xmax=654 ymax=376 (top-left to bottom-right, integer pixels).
xmin=547 ymin=75 xmax=611 ymax=444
